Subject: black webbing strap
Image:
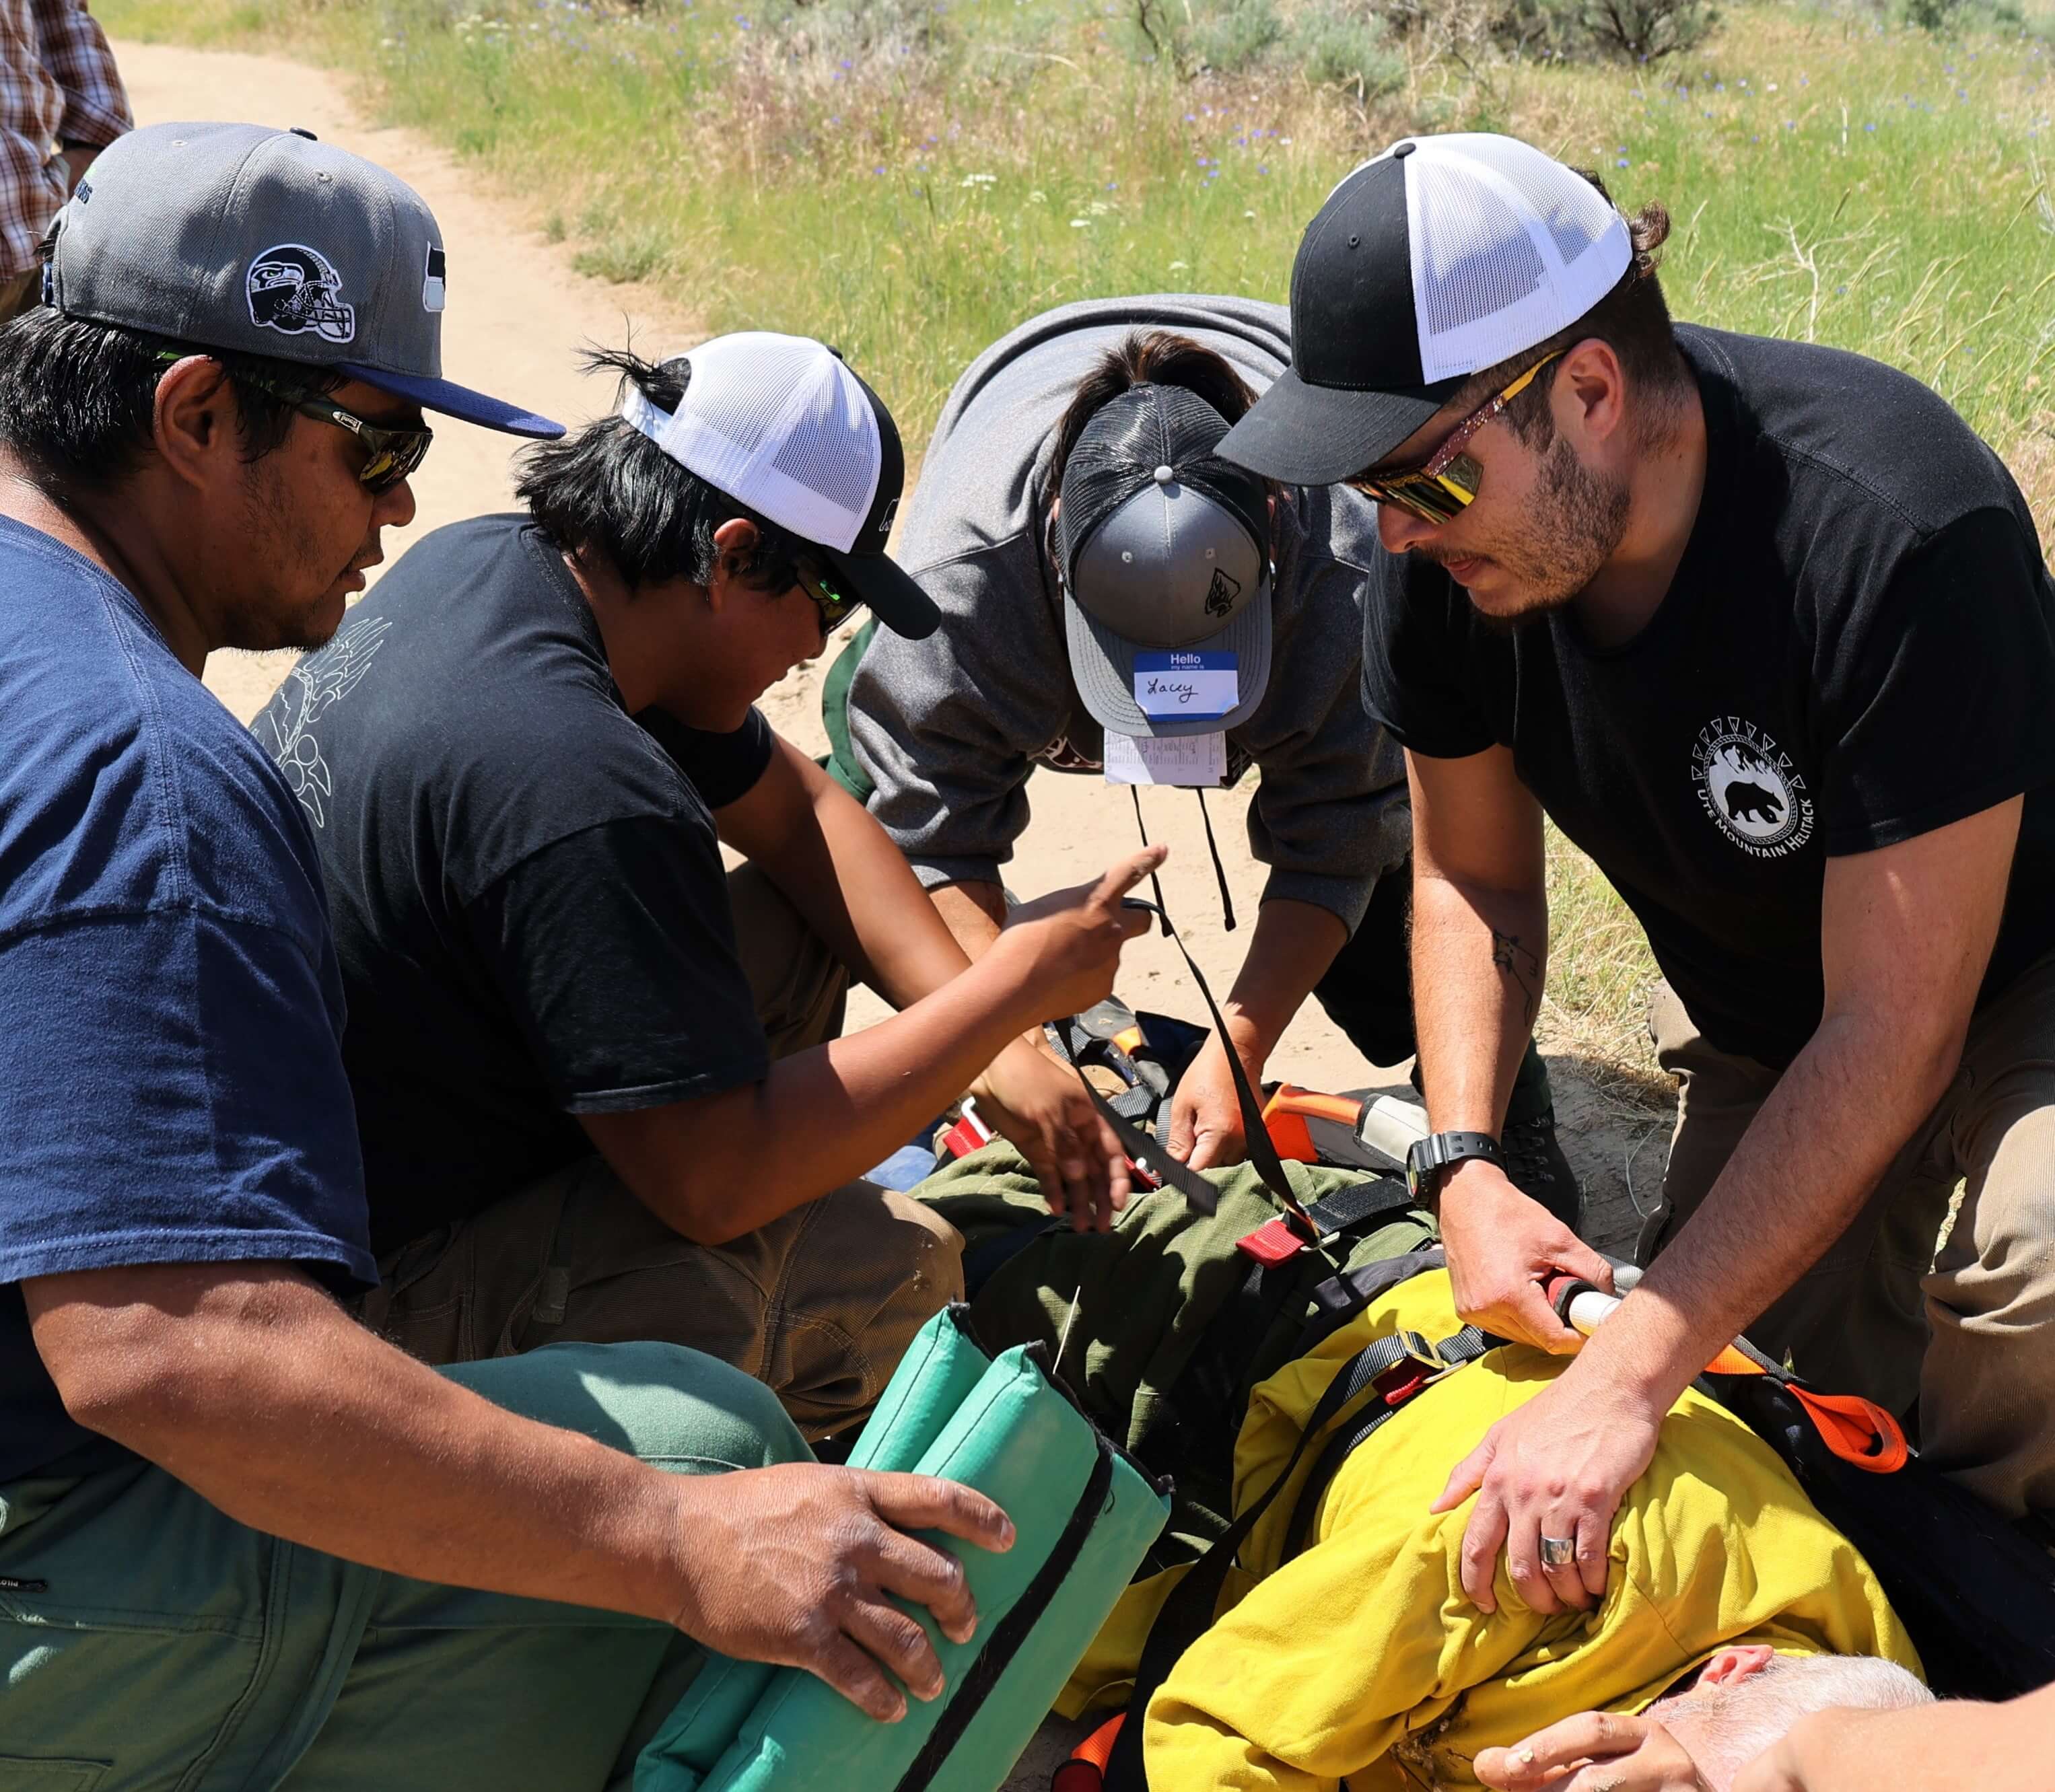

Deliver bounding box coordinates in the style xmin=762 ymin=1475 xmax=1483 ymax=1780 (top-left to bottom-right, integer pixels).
xmin=1157 ymin=1176 xmax=1422 ymax=1472
xmin=891 ymin=1436 xmax=1117 ymax=1792
xmin=1298 ymin=1175 xmax=1417 ymax=1242
xmin=1278 ymin=1325 xmax=1489 ymax=1564
xmin=1193 ymin=789 xmax=1237 ymax=934
xmin=1101 ymin=1334 xmax=1413 ymax=1792
xmin=1059 ymin=894 xmax=1315 ymax=1227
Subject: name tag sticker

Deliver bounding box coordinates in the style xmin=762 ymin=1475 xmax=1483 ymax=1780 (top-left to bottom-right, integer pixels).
xmin=1104 ymin=729 xmax=1227 ymax=788
xmin=1134 ymin=651 xmax=1238 ymax=721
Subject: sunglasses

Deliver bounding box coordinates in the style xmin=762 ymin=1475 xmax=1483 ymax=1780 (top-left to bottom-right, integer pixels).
xmin=1348 ymin=349 xmax=1566 ymax=526
xmin=155 ymin=352 xmax=433 ymax=495
xmin=795 ymin=557 xmax=866 ymax=631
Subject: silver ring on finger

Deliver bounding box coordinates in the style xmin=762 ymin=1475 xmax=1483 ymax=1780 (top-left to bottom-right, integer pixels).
xmin=1539 ymin=1532 xmax=1577 ymax=1570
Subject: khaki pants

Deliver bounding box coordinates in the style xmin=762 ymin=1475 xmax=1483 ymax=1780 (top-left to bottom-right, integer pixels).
xmin=0 ymin=270 xmax=36 ymax=326
xmin=361 ymin=863 xmax=964 ymax=1438
xmin=1641 ymin=950 xmax=2055 ymax=1517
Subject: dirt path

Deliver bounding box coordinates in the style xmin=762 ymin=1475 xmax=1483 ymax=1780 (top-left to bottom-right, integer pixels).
xmin=120 ymin=38 xmax=1673 ymax=1264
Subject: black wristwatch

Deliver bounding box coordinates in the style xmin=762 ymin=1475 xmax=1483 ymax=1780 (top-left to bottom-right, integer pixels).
xmin=1405 ymin=1131 xmax=1503 ymax=1203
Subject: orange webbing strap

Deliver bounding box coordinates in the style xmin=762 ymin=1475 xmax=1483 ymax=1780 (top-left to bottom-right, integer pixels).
xmin=1704 ymin=1345 xmax=1910 ymax=1474
xmin=1051 ymin=1714 xmax=1123 ymax=1792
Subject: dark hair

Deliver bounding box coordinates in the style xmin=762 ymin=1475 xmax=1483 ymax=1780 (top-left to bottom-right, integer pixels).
xmin=0 ymin=303 xmax=341 ymax=501
xmin=1048 ymin=330 xmax=1261 ymax=497
xmin=1457 ymin=174 xmax=1690 ymax=448
xmin=516 ymin=347 xmax=806 ymax=594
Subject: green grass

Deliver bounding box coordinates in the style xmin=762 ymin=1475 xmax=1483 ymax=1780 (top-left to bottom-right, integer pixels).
xmin=97 ymin=0 xmax=2055 ymax=1083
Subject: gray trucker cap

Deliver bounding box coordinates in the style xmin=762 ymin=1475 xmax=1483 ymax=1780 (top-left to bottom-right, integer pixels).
xmin=43 ymin=121 xmax=561 ymax=438
xmin=1057 ymin=382 xmax=1272 ymax=738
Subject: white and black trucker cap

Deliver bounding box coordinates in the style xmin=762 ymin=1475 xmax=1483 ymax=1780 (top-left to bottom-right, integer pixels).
xmin=621 ymin=331 xmax=939 ymax=640
xmin=1057 ymin=382 xmax=1270 ymax=738
xmin=44 ymin=121 xmax=563 ymax=438
xmin=1219 ymin=133 xmax=1632 ymax=485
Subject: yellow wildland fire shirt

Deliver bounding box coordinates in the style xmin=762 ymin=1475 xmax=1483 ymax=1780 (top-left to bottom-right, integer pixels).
xmin=1108 ymin=1271 xmax=1918 ymax=1791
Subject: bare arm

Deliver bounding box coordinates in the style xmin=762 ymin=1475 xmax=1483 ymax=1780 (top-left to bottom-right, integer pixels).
xmin=1573 ymin=795 xmax=2020 ymax=1420
xmin=1162 ymin=898 xmax=1349 ymax=1170
xmin=582 ymin=851 xmax=1160 ymax=1244
xmin=26 ymin=1261 xmax=1013 ymax=1721
xmin=718 ymin=738 xmax=984 ymax=1009
xmin=1409 ymin=746 xmax=1611 ymax=1351
xmin=1734 ymin=1685 xmax=2055 ymax=1792
xmin=1408 ymin=745 xmax=1547 ymax=1141
xmin=1436 ymin=797 xmax=2022 ymax=1617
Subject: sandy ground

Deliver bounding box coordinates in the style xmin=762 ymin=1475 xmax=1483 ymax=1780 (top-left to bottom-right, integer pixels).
xmin=121 ymin=40 xmax=1674 ymax=1789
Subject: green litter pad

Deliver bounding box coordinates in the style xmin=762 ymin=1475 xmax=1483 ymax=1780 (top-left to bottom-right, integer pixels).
xmin=637 ymin=1306 xmax=1170 ymax=1792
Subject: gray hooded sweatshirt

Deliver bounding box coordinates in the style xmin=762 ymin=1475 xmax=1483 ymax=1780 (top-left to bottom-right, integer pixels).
xmin=848 ymin=294 xmax=1409 ymax=933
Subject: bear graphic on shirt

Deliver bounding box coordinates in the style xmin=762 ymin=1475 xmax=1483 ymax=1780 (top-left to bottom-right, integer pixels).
xmin=1691 ymin=721 xmax=1817 ymax=859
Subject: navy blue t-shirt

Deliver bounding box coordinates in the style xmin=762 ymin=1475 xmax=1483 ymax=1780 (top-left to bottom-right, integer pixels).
xmin=0 ymin=517 xmax=373 ymax=1483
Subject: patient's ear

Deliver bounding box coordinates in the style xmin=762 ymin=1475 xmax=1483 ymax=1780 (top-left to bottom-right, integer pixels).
xmin=1696 ymin=1643 xmax=1779 ymax=1688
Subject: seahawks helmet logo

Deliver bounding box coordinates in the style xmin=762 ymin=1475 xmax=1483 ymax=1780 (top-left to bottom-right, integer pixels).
xmin=246 ymin=243 xmax=355 ymax=344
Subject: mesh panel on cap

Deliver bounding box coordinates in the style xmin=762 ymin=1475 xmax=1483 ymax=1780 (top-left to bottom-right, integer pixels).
xmin=1412 ymin=155 xmax=1548 ymax=339
xmin=651 ymin=331 xmax=881 ymax=550
xmin=685 ymin=332 xmax=828 ymax=460
xmin=1402 ymin=134 xmax=1634 ymax=384
xmin=769 ymin=367 xmax=878 ymax=517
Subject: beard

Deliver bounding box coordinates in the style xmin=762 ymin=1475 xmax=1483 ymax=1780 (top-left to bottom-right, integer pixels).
xmin=215 ymin=458 xmax=364 ymax=654
xmin=1434 ymin=437 xmax=1631 ymax=632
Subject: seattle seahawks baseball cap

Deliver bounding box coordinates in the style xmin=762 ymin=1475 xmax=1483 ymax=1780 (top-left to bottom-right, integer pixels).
xmin=619 ymin=331 xmax=939 ymax=640
xmin=1057 ymin=382 xmax=1271 ymax=738
xmin=42 ymin=120 xmax=562 ymax=438
xmin=1219 ymin=133 xmax=1631 ymax=485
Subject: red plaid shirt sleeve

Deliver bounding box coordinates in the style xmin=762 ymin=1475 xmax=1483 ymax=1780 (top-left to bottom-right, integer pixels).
xmin=30 ymin=0 xmax=129 ymax=146
xmin=0 ymin=0 xmax=131 ymax=279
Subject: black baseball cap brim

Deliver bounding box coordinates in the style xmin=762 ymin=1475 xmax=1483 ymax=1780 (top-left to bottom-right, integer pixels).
xmin=341 ymin=362 xmax=565 ymax=440
xmin=816 ymin=542 xmax=941 ymax=641
xmin=1216 ymin=366 xmax=1461 ymax=486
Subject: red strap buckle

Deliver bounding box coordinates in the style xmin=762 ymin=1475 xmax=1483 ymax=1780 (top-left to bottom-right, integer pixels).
xmin=938 ymin=1108 xmax=993 ymax=1160
xmin=1374 ymin=1361 xmax=1432 ymax=1407
xmin=1235 ymin=1215 xmax=1308 ymax=1265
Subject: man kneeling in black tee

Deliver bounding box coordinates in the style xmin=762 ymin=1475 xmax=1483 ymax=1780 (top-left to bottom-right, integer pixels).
xmin=1223 ymin=133 xmax=2055 ymax=1597
xmin=255 ymin=332 xmax=1160 ymax=1435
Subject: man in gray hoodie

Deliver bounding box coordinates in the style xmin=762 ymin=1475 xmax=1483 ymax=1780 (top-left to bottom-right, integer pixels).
xmin=836 ymin=297 xmax=1572 ymax=1214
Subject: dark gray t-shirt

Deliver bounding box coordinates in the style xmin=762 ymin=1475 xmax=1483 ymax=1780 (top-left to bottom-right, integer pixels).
xmin=849 ymin=294 xmax=1410 ymax=932
xmin=254 ymin=515 xmax=773 ymax=1254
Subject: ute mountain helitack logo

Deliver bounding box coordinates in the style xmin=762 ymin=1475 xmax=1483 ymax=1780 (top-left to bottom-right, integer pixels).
xmin=1692 ymin=717 xmax=1816 ymax=858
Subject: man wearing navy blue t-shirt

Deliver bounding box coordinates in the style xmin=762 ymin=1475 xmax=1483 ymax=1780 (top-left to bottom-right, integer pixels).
xmin=1224 ymin=135 xmax=2055 ymax=1613
xmin=0 ymin=124 xmax=1069 ymax=1780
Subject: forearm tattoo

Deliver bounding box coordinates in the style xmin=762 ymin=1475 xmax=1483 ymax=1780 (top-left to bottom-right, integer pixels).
xmin=1490 ymin=928 xmax=1542 ymax=1028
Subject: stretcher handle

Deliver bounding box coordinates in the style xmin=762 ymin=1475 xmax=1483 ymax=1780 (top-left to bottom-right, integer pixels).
xmin=1542 ymin=1276 xmax=1908 ymax=1473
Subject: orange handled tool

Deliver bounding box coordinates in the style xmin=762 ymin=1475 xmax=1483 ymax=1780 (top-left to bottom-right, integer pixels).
xmin=1545 ymin=1276 xmax=1908 ymax=1473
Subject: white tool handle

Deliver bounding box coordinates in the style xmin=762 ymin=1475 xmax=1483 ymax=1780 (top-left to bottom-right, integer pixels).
xmin=1354 ymin=1096 xmax=1430 ymax=1169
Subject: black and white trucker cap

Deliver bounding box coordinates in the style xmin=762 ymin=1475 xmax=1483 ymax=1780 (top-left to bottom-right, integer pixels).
xmin=620 ymin=331 xmax=939 ymax=640
xmin=44 ymin=122 xmax=563 ymax=438
xmin=1057 ymin=382 xmax=1270 ymax=738
xmin=1219 ymin=133 xmax=1632 ymax=485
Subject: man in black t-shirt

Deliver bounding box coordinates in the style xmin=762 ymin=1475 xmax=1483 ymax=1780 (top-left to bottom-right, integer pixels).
xmin=1221 ymin=135 xmax=2055 ymax=1604
xmin=257 ymin=332 xmax=1162 ymax=1436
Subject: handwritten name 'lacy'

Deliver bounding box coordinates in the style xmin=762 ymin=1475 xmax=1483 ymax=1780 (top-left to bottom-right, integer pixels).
xmin=1143 ymin=678 xmax=1202 ymax=706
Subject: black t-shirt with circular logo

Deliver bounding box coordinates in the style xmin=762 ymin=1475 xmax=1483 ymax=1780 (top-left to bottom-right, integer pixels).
xmin=1362 ymin=325 xmax=2055 ymax=1069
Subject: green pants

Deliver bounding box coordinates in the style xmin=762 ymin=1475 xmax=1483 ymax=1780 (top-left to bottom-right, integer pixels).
xmin=0 ymin=1342 xmax=809 ymax=1792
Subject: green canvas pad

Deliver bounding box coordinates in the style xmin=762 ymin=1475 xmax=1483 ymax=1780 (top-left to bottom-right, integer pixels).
xmin=637 ymin=1308 xmax=1169 ymax=1792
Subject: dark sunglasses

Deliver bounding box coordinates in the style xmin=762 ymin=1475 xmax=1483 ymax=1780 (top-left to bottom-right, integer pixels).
xmin=795 ymin=557 xmax=866 ymax=631
xmin=1347 ymin=349 xmax=1566 ymax=526
xmin=154 ymin=351 xmax=433 ymax=495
